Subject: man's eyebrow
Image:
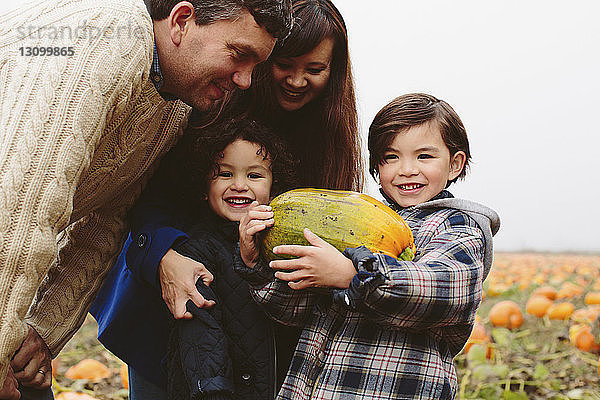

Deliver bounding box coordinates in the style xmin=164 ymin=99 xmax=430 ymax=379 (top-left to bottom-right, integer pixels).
xmin=228 ymin=42 xmax=261 ymax=62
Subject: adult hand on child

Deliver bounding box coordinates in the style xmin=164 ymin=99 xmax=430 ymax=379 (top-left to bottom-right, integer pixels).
xmin=11 ymin=324 xmax=52 ymax=389
xmin=158 ymin=249 xmax=216 ymax=319
xmin=0 ymin=367 xmax=20 ymax=400
xmin=239 ymin=201 xmax=274 ymax=268
xmin=270 ymin=228 xmax=357 ymax=290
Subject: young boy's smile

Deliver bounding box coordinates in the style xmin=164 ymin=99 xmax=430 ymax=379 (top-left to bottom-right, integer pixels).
xmin=378 ymin=122 xmax=466 ymax=208
xmin=208 ymin=139 xmax=273 ymax=221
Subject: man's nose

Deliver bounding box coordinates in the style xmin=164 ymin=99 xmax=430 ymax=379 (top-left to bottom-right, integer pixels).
xmin=232 ymin=68 xmax=252 ymax=90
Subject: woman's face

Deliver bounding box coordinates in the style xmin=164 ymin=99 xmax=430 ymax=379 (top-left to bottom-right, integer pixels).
xmin=271 ymin=37 xmax=334 ymax=112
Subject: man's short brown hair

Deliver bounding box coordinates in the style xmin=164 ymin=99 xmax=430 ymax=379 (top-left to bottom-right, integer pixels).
xmin=148 ymin=0 xmax=293 ymax=39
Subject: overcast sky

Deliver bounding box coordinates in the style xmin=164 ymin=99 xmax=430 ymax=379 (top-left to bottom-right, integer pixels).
xmin=2 ymin=1 xmax=599 ymax=253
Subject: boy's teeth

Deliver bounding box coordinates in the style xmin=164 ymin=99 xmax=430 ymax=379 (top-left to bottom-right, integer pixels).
xmin=227 ymin=198 xmax=251 ymax=204
xmin=400 ymin=184 xmax=422 ymax=190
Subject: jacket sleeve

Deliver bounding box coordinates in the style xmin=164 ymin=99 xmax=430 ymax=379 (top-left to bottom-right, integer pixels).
xmin=232 ymin=245 xmax=319 ymax=327
xmin=333 ymin=211 xmax=486 ymax=331
xmin=167 ymin=234 xmax=235 ymax=399
xmin=166 ymin=283 xmax=235 ymax=400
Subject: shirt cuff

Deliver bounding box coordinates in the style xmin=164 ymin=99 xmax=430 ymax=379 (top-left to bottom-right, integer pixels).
xmin=333 ymin=246 xmax=386 ymax=309
xmin=126 ymin=227 xmax=189 ymax=288
xmin=232 ymin=242 xmax=275 ymax=287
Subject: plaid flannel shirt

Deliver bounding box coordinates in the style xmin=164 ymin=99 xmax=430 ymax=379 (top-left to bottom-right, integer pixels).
xmin=235 ymin=198 xmax=491 ymax=400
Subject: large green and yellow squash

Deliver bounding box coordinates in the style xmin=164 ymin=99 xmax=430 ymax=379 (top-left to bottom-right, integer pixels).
xmin=261 ymin=188 xmax=416 ymax=261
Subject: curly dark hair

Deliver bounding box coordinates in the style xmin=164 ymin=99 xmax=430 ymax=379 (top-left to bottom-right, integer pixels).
xmin=174 ymin=117 xmax=298 ymax=202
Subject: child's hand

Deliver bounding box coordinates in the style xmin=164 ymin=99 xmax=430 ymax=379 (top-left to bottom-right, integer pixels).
xmin=239 ymin=201 xmax=274 ymax=267
xmin=270 ymin=228 xmax=356 ymax=290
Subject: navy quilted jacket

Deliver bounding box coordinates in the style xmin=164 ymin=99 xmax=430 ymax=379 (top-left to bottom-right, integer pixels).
xmin=167 ymin=213 xmax=299 ymax=400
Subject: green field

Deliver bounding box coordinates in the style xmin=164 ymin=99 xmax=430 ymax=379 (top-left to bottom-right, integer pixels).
xmin=50 ymin=253 xmax=600 ymax=400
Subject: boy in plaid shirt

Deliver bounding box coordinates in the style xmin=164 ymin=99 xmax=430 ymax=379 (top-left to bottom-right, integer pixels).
xmin=235 ymin=93 xmax=500 ymax=399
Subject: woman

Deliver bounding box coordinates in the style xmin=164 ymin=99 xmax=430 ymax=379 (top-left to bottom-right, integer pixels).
xmin=90 ymin=0 xmax=362 ymax=398
xmin=238 ymin=0 xmax=362 ymax=190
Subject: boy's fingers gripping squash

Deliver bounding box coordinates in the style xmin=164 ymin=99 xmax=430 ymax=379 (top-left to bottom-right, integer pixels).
xmin=269 ymin=257 xmax=308 ymax=270
xmin=272 ymin=244 xmax=313 ymax=257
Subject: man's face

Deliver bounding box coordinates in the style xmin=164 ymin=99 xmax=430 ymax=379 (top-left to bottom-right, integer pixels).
xmin=160 ymin=9 xmax=276 ymax=111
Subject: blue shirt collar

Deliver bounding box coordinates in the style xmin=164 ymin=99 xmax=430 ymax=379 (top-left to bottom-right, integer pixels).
xmin=150 ymin=43 xmax=177 ymax=101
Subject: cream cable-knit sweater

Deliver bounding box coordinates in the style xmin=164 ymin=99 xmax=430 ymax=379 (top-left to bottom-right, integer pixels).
xmin=0 ymin=0 xmax=191 ymax=383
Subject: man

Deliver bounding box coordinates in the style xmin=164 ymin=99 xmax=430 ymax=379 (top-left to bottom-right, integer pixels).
xmin=0 ymin=0 xmax=292 ymax=398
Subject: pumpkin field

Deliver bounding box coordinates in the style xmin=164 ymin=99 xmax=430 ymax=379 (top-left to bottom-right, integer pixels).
xmin=49 ymin=252 xmax=600 ymax=400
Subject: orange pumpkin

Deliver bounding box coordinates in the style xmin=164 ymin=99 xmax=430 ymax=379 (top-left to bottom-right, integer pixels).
xmin=556 ymin=282 xmax=584 ymax=299
xmin=464 ymin=322 xmax=492 ymax=359
xmin=547 ymin=302 xmax=575 ymax=320
xmin=571 ymin=306 xmax=600 ymax=324
xmin=489 ymin=300 xmax=524 ymax=329
xmin=56 ymin=393 xmax=100 ymax=400
xmin=570 ymin=324 xmax=599 ymax=352
xmin=64 ymin=359 xmax=111 ymax=382
xmin=120 ymin=363 xmax=129 ymax=390
xmin=486 ymin=283 xmax=507 ymax=297
xmin=532 ymin=286 xmax=557 ymax=300
xmin=525 ymin=295 xmax=553 ymax=318
xmin=584 ymin=292 xmax=600 ymax=305
xmin=51 ymin=358 xmax=60 ymax=378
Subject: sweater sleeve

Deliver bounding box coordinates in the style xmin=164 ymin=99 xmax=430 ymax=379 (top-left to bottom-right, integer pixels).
xmin=24 ymin=193 xmax=137 ymax=355
xmin=0 ymin=1 xmax=155 ymax=382
xmin=334 ymin=211 xmax=486 ymax=332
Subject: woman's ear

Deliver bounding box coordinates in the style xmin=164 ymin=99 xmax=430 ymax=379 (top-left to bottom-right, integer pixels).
xmin=448 ymin=151 xmax=466 ymax=181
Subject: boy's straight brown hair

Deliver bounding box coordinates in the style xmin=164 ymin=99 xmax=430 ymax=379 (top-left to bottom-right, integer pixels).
xmin=368 ymin=93 xmax=471 ymax=185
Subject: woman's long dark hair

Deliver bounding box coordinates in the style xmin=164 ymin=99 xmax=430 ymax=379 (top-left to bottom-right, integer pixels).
xmin=229 ymin=0 xmax=363 ymax=191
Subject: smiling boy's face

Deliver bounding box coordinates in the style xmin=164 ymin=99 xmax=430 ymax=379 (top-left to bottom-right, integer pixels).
xmin=378 ymin=122 xmax=466 ymax=208
xmin=208 ymin=139 xmax=273 ymax=221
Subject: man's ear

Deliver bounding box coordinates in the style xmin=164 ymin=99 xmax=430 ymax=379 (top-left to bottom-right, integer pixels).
xmin=167 ymin=1 xmax=196 ymax=46
xmin=448 ymin=151 xmax=466 ymax=181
